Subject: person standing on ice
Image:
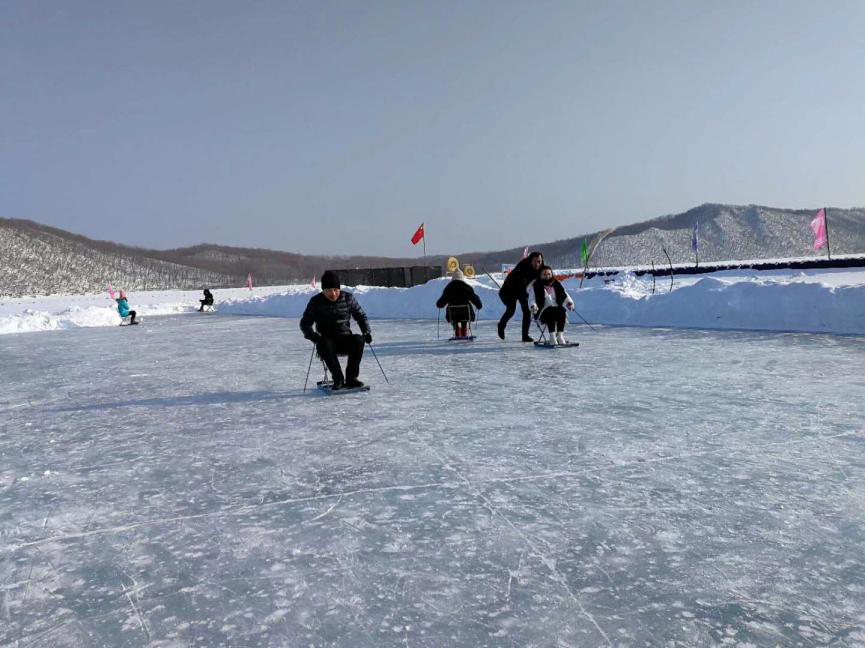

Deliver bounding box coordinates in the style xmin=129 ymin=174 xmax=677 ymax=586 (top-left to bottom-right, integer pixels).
xmin=115 ymin=290 xmax=137 ymax=324
xmin=527 ymin=265 xmax=574 ymax=345
xmin=300 ymin=270 xmax=372 ymax=390
xmin=436 ymin=269 xmax=483 ymax=337
xmin=497 ymin=251 xmax=544 ymax=341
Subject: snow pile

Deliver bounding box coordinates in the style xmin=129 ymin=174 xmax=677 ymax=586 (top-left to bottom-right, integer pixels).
xmin=1 ymin=268 xmax=864 ymax=336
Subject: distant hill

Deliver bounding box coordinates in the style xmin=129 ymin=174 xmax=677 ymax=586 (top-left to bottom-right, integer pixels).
xmin=457 ymin=204 xmax=865 ymax=270
xmin=2 ymin=204 xmax=863 ymax=296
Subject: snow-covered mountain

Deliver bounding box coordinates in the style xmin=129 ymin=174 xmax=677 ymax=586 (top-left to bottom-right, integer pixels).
xmin=0 ymin=219 xmax=239 ymax=297
xmin=2 ymin=204 xmax=863 ymax=296
xmin=462 ymin=204 xmax=865 ymax=269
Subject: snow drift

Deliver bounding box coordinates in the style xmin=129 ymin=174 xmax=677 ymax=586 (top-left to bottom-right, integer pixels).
xmin=1 ymin=269 xmax=864 ymax=336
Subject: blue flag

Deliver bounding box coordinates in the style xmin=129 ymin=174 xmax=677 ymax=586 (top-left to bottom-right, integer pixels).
xmin=691 ymin=222 xmax=699 ymax=253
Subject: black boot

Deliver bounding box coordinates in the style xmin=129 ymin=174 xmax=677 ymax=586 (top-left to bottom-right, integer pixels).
xmin=497 ymin=321 xmax=506 ymax=340
xmin=522 ymin=334 xmax=534 ymax=342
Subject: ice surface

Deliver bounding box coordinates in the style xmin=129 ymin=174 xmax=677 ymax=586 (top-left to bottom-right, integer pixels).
xmin=1 ymin=315 xmax=864 ymax=646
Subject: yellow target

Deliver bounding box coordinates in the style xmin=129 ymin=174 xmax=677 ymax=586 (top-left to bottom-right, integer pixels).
xmin=463 ymin=264 xmax=476 ymax=278
xmin=446 ymin=257 xmax=459 ymax=273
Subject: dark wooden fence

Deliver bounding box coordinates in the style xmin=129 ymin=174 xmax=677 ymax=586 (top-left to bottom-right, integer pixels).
xmin=329 ymin=266 xmax=443 ymax=288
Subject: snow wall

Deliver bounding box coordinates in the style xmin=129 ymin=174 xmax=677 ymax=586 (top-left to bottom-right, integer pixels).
xmin=2 ymin=271 xmax=865 ymax=336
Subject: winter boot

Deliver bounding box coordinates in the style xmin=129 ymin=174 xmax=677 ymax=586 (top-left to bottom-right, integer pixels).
xmin=556 ymin=331 xmax=567 ymax=345
xmin=497 ymin=321 xmax=506 ymax=340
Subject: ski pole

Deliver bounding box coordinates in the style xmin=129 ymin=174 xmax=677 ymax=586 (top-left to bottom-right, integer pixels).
xmin=437 ymin=308 xmax=441 ymax=340
xmin=568 ymin=307 xmax=598 ymax=333
xmin=303 ymin=344 xmax=316 ymax=392
xmin=367 ymin=342 xmax=389 ymax=384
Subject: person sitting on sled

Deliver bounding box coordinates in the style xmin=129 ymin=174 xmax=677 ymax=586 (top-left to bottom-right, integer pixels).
xmin=527 ymin=265 xmax=574 ymax=345
xmin=115 ymin=290 xmax=137 ymax=324
xmin=199 ymin=288 xmax=214 ymax=311
xmin=436 ymin=269 xmax=483 ymax=338
xmin=300 ymin=270 xmax=372 ymax=390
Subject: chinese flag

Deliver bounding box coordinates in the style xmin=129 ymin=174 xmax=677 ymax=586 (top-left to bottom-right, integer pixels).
xmin=410 ymin=223 xmax=425 ymax=245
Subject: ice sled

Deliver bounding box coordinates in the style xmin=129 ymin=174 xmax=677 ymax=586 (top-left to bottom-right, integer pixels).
xmin=316 ymin=380 xmax=370 ymax=395
xmin=534 ymin=341 xmax=579 ymax=349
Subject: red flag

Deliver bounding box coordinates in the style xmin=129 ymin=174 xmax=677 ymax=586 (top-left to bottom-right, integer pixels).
xmin=410 ymin=223 xmax=424 ymax=245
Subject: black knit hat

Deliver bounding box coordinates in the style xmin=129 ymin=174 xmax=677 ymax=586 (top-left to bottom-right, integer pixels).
xmin=321 ymin=270 xmax=340 ymax=290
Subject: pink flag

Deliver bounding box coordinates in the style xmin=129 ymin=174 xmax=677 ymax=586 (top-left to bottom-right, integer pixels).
xmin=246 ymin=273 xmax=253 ymax=290
xmin=522 ymin=246 xmax=529 ymax=259
xmin=810 ymin=209 xmax=827 ymax=250
xmin=310 ymin=274 xmax=316 ymax=289
xmin=107 ymin=283 xmax=116 ymax=299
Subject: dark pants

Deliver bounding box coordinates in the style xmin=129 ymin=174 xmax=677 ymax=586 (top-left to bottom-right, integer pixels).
xmin=199 ymin=300 xmax=213 ymax=311
xmin=317 ymin=334 xmax=364 ymax=383
xmin=499 ymin=293 xmax=531 ymax=337
xmin=127 ymin=310 xmax=137 ymax=323
xmin=539 ymin=306 xmax=566 ymax=331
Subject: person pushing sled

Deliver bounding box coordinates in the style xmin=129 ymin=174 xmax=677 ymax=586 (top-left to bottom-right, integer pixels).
xmin=527 ymin=265 xmax=578 ymax=347
xmin=300 ymin=271 xmax=373 ymax=393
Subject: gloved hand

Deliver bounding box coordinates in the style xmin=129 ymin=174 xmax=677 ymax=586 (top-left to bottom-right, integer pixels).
xmin=364 ymin=332 xmax=373 ymax=344
xmin=308 ymin=333 xmax=321 ymax=344
xmin=566 ymin=302 xmax=574 ymax=311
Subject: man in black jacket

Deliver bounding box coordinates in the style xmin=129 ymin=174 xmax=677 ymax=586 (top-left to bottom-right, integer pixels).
xmin=300 ymin=271 xmax=372 ymax=390
xmin=436 ymin=269 xmax=482 ymax=337
xmin=497 ymin=251 xmax=544 ymax=341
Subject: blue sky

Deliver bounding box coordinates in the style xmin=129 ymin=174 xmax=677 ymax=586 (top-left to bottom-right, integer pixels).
xmin=2 ymin=1 xmax=864 ymax=256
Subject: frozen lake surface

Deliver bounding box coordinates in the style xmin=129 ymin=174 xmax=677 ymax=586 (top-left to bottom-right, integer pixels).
xmin=1 ymin=315 xmax=864 ymax=646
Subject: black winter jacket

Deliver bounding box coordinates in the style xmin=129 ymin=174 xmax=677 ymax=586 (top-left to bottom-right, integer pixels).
xmin=436 ymin=280 xmax=482 ymax=311
xmin=300 ymin=291 xmax=370 ymax=340
xmin=500 ymin=257 xmax=541 ymax=299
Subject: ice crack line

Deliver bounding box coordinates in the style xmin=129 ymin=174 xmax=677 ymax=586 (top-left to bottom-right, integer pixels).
xmin=3 ymin=431 xmax=856 ymax=553
xmin=434 ymin=448 xmax=612 ymax=646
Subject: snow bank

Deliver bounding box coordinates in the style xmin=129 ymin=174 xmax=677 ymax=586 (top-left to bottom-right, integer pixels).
xmin=2 ymin=269 xmax=864 ymax=336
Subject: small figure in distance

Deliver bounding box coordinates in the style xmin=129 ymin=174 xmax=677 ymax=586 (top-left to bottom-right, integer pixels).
xmin=300 ymin=271 xmax=372 ymax=391
xmin=199 ymin=288 xmax=214 ymax=312
xmin=527 ymin=265 xmax=574 ymax=346
xmin=436 ymin=269 xmax=482 ymax=338
xmin=116 ymin=290 xmax=138 ymax=325
xmin=498 ymin=251 xmax=544 ymax=342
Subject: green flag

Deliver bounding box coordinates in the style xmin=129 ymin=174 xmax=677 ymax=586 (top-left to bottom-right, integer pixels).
xmin=580 ymin=238 xmax=589 ymax=266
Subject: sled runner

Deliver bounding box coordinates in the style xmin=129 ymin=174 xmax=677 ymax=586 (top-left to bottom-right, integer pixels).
xmin=534 ymin=341 xmax=579 ymax=349
xmin=119 ymin=318 xmax=140 ymax=326
xmin=448 ymin=335 xmax=475 ymax=342
xmin=317 ymin=379 xmax=370 ymax=395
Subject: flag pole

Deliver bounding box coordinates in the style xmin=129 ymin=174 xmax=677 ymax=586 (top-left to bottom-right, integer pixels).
xmin=824 ymin=207 xmax=832 ymax=260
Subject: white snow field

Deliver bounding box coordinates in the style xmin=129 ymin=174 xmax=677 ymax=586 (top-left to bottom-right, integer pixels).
xmin=2 ymin=265 xmax=865 ymax=336
xmin=1 ymin=313 xmax=864 ymax=646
